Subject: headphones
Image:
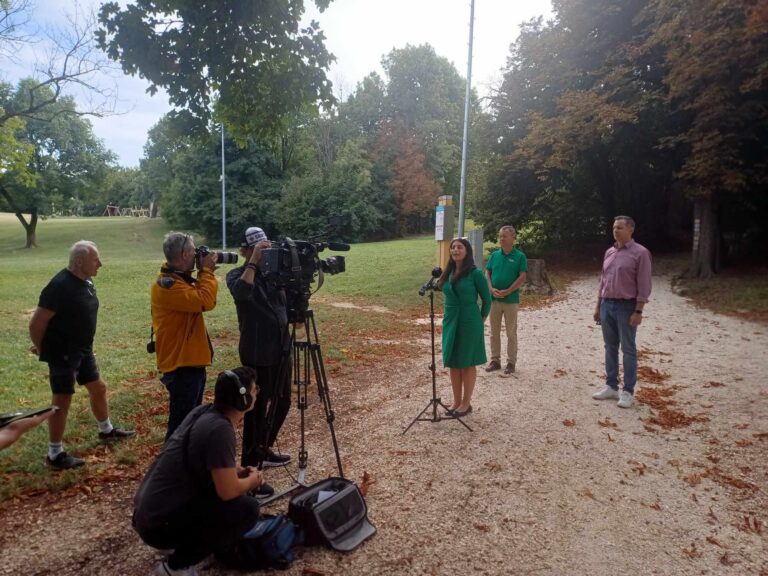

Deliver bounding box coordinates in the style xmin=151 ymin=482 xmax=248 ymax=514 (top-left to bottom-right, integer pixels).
xmin=222 ymin=370 xmax=252 ymax=412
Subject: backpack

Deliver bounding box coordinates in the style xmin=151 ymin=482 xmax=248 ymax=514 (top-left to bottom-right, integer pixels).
xmin=215 ymin=513 xmax=302 ymax=571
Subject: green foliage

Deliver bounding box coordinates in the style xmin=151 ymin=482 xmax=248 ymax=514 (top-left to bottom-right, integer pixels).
xmin=97 ymin=0 xmax=336 ymax=142
xmin=476 ymin=0 xmax=768 ymax=272
xmin=0 ymin=113 xmax=34 ymax=187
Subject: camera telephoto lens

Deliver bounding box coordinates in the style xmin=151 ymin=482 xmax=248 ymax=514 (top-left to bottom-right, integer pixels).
xmin=216 ymin=252 xmax=238 ymax=264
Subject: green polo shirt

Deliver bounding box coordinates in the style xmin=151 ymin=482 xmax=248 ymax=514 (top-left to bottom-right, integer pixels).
xmin=486 ymin=247 xmax=528 ymax=304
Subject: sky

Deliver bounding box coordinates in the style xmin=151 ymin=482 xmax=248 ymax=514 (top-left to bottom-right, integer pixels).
xmin=4 ymin=0 xmax=552 ymax=167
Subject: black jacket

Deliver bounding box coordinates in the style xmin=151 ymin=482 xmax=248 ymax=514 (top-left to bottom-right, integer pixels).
xmin=226 ymin=266 xmax=289 ymax=366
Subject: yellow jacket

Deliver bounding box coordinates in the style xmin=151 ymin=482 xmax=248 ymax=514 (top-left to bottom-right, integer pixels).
xmin=150 ymin=266 xmax=218 ymax=373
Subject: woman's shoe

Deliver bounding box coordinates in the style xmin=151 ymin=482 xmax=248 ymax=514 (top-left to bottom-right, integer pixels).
xmin=444 ymin=407 xmax=457 ymax=417
xmin=453 ymin=405 xmax=473 ymax=417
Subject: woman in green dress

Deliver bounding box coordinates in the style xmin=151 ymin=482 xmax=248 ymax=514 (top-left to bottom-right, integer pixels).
xmin=437 ymin=238 xmax=491 ymax=417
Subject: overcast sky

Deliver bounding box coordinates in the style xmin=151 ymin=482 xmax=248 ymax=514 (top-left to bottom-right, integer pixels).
xmin=4 ymin=0 xmax=552 ymax=167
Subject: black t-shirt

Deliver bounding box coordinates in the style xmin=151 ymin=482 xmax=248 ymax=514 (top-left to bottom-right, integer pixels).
xmin=133 ymin=405 xmax=236 ymax=527
xmin=38 ymin=268 xmax=99 ymax=363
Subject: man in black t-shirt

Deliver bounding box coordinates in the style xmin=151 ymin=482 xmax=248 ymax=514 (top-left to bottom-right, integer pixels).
xmin=29 ymin=240 xmax=134 ymax=470
xmin=134 ymin=367 xmax=265 ymax=576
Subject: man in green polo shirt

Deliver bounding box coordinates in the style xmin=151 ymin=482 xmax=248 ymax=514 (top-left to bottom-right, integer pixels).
xmin=485 ymin=225 xmax=528 ymax=374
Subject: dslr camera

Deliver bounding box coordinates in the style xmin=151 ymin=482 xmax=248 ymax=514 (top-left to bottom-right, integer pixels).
xmin=195 ymin=245 xmax=238 ymax=266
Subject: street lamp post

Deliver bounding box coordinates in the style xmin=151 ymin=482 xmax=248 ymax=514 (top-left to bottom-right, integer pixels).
xmin=221 ymin=123 xmax=227 ymax=249
xmin=457 ymin=0 xmax=475 ymax=238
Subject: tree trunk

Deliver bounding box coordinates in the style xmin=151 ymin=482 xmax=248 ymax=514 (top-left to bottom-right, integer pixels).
xmin=0 ymin=186 xmax=38 ymax=248
xmin=689 ymin=195 xmax=719 ymax=278
xmin=24 ymin=209 xmax=38 ymax=248
xmin=522 ymin=259 xmax=555 ymax=295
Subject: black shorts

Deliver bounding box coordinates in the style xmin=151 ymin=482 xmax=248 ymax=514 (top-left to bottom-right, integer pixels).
xmin=48 ymin=352 xmax=100 ymax=395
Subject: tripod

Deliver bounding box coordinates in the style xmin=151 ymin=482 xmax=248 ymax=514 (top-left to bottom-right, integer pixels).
xmin=261 ymin=308 xmax=344 ymax=504
xmin=403 ymin=280 xmax=472 ymax=433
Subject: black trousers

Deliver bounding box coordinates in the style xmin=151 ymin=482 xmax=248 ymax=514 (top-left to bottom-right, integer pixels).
xmin=134 ymin=494 xmax=260 ymax=569
xmin=241 ymin=361 xmax=292 ymax=467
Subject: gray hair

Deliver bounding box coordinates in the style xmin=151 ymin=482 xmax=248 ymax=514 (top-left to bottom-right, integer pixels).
xmin=68 ymin=240 xmax=97 ymax=268
xmin=614 ymin=215 xmax=636 ymax=228
xmin=499 ymin=225 xmax=516 ymax=236
xmin=163 ymin=232 xmax=192 ymax=263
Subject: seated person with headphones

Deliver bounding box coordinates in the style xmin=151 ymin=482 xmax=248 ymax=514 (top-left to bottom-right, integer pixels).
xmin=133 ymin=367 xmax=266 ymax=576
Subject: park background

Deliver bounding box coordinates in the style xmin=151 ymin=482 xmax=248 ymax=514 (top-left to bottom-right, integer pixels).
xmin=0 ymin=1 xmax=767 ymax=572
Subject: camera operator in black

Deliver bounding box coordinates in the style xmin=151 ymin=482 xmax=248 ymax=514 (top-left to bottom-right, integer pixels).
xmin=226 ymin=227 xmax=292 ymax=496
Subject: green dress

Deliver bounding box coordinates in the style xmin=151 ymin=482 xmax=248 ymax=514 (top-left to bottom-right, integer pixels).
xmin=442 ymin=267 xmax=492 ymax=368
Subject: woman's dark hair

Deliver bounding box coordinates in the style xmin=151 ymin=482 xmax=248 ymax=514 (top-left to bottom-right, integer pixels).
xmin=437 ymin=238 xmax=476 ymax=289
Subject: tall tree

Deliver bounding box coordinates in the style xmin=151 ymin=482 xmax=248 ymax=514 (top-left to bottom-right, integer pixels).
xmin=643 ymin=0 xmax=768 ymax=276
xmin=381 ymin=44 xmax=467 ymax=193
xmin=97 ymin=0 xmax=336 ymax=141
xmin=1 ymin=81 xmax=114 ymax=242
xmin=0 ymin=0 xmax=117 ymax=245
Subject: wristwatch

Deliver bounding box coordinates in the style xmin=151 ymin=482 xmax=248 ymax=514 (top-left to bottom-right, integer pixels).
xmin=634 ymin=309 xmax=643 ymax=315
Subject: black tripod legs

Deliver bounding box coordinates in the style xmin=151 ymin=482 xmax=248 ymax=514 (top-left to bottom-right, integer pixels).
xmin=402 ymin=397 xmax=473 ymax=434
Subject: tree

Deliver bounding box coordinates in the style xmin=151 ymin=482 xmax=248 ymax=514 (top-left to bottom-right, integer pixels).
xmin=381 ymin=44 xmax=468 ymax=193
xmin=97 ymin=0 xmax=336 ymax=142
xmin=480 ymin=0 xmax=683 ymax=251
xmin=0 ymin=0 xmax=117 ymax=246
xmin=643 ymin=0 xmax=768 ymax=276
xmin=140 ymin=111 xmax=199 ymax=214
xmin=1 ymin=80 xmax=115 ymax=243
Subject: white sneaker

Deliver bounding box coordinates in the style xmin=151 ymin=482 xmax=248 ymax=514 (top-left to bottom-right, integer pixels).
xmin=592 ymin=386 xmax=619 ymax=400
xmin=617 ymin=391 xmax=634 ymax=408
xmin=155 ymin=560 xmax=198 ymax=576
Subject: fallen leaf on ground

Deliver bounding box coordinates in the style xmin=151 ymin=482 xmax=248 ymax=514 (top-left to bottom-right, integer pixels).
xmin=360 ymin=471 xmax=375 ymax=496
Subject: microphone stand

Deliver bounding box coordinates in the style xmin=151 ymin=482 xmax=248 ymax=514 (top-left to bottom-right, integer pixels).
xmin=403 ymin=278 xmax=472 ymax=434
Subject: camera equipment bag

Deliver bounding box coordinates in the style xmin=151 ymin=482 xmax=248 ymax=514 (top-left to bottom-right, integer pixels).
xmin=214 ymin=513 xmax=301 ymax=571
xmin=288 ymin=477 xmax=376 ymax=552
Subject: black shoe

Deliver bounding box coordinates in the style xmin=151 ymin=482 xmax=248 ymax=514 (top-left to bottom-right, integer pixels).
xmin=262 ymin=449 xmax=291 ymax=468
xmin=444 ymin=409 xmax=455 ymax=418
xmin=504 ymin=363 xmax=516 ymax=375
xmin=249 ymin=482 xmax=275 ymax=499
xmin=453 ymin=405 xmax=473 ymax=417
xmin=47 ymin=451 xmax=85 ymax=470
xmin=98 ymin=427 xmax=136 ymax=441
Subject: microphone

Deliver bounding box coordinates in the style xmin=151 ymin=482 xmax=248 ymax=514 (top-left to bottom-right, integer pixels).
xmin=326 ymin=242 xmax=351 ymax=252
xmin=418 ymin=267 xmax=443 ymax=296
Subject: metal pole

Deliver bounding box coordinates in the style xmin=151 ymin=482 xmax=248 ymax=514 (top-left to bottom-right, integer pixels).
xmin=221 ymin=123 xmax=227 ymax=249
xmin=457 ymin=0 xmax=475 ymax=238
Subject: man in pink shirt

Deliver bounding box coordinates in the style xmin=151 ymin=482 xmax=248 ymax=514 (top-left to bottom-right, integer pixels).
xmin=592 ymin=216 xmax=652 ymax=408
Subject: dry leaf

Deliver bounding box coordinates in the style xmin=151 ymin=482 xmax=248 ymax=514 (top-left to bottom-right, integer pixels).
xmin=703 ymin=381 xmax=725 ymax=388
xmin=706 ymin=536 xmax=725 ymax=547
xmin=562 ymin=419 xmax=576 ymax=427
xmin=682 ymin=543 xmax=702 ymax=558
xmin=360 ymin=471 xmax=375 ymax=496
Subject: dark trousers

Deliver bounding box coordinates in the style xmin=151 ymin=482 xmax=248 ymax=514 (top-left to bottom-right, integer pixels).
xmin=134 ymin=495 xmax=260 ymax=569
xmin=242 ymin=361 xmax=292 ymax=467
xmin=161 ymin=367 xmax=206 ymax=440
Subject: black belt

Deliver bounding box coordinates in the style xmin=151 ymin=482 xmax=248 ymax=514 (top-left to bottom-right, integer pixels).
xmin=602 ymin=297 xmax=635 ymax=302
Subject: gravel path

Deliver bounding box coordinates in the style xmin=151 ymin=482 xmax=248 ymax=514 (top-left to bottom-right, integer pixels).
xmin=1 ymin=273 xmax=766 ymax=575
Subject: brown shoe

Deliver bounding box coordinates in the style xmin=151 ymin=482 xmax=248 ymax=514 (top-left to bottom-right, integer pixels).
xmin=485 ymin=360 xmax=501 ymax=372
xmin=504 ymin=363 xmax=516 ymax=374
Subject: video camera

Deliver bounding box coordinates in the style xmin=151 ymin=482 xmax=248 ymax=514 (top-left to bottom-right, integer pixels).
xmin=259 ymin=237 xmax=349 ymax=322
